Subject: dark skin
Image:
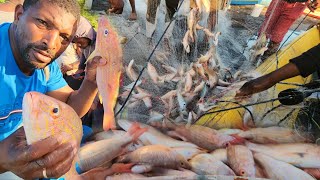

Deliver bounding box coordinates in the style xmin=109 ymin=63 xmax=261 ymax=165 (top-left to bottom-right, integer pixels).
xmin=0 ymin=1 xmax=106 ymax=179
xmin=235 ymin=63 xmax=300 ymax=99
xmin=0 ymin=128 xmax=77 ymax=179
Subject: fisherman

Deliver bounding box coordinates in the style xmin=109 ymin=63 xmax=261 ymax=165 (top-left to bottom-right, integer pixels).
xmin=236 ymin=43 xmax=320 ymax=136
xmin=0 ymin=0 xmax=24 ymax=23
xmin=0 ymin=0 xmax=106 ymax=179
xmin=257 ymin=0 xmax=318 ymax=61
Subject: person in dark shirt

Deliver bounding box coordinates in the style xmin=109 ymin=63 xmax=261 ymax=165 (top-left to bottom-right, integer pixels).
xmin=236 ymin=44 xmax=320 ymax=98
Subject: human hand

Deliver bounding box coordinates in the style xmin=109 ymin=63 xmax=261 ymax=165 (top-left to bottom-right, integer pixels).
xmin=307 ymin=0 xmax=319 ymax=12
xmin=84 ymin=56 xmax=107 ymax=83
xmin=0 ymin=127 xmax=78 ymax=179
xmin=61 ymin=63 xmax=74 ymax=74
xmin=235 ymin=76 xmax=271 ymax=100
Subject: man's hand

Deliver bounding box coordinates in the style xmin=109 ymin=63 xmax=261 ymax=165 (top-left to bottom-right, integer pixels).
xmin=308 ymin=0 xmax=319 ymax=12
xmin=84 ymin=56 xmax=107 ymax=84
xmin=61 ymin=63 xmax=74 ymax=74
xmin=235 ymin=76 xmax=272 ymax=100
xmin=0 ymin=128 xmax=78 ymax=179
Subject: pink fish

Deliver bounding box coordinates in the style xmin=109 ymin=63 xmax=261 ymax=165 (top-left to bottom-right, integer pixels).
xmin=95 ymin=16 xmax=123 ymax=130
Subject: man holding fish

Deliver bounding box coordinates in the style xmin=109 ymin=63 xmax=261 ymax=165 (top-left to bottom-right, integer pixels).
xmin=0 ymin=0 xmax=107 ymax=179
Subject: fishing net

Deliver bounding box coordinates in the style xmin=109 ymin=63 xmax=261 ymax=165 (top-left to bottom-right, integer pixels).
xmin=88 ymin=0 xmax=320 ymax=140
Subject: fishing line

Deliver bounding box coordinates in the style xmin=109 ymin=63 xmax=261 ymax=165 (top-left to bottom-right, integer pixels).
xmin=194 ymin=93 xmax=301 ymax=123
xmin=115 ymin=0 xmax=186 ymax=117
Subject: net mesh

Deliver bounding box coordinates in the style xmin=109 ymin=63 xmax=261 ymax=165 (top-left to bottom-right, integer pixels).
xmin=90 ymin=0 xmax=319 ymax=140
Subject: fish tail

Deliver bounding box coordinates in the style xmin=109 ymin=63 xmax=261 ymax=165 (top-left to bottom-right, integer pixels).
xmin=103 ymin=113 xmax=116 ymax=131
xmin=127 ymin=122 xmax=148 ymax=141
xmin=229 ymin=134 xmax=246 ymax=145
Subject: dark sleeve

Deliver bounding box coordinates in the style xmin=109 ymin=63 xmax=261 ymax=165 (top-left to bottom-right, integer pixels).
xmin=289 ymin=44 xmax=320 ymax=77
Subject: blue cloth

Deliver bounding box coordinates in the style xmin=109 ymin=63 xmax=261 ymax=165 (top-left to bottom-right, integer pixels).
xmin=0 ymin=23 xmax=67 ymax=141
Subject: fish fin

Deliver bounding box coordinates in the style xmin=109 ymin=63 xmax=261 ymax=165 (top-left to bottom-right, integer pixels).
xmin=127 ymin=122 xmax=148 ymax=141
xmin=229 ymin=134 xmax=245 ymax=145
xmin=103 ymin=113 xmax=116 ymax=131
xmin=111 ymin=163 xmax=135 ymax=173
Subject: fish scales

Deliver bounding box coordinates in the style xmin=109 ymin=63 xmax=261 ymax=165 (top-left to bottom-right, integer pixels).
xmin=22 ymin=92 xmax=83 ymax=179
xmin=95 ymin=16 xmax=123 ymax=131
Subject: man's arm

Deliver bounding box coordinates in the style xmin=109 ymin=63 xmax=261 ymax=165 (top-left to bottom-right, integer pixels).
xmin=47 ymin=57 xmax=104 ymax=118
xmin=236 ymin=44 xmax=320 ymax=98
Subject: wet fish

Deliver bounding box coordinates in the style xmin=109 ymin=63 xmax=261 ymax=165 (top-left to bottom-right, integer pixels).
xmin=77 ymin=122 xmax=147 ymax=172
xmin=117 ymin=145 xmax=191 ymax=170
xmin=254 ymin=153 xmax=315 ymax=180
xmin=88 ymin=130 xmax=144 ymax=152
xmin=190 ymin=154 xmax=235 ymax=176
xmin=105 ymin=173 xmax=146 ymax=180
xmin=22 ymin=92 xmax=83 ymax=179
xmin=187 ymin=8 xmax=199 ymax=42
xmin=227 ymin=144 xmax=255 ymax=177
xmin=118 ymin=119 xmax=199 ymax=148
xmin=173 ymin=146 xmax=206 ymax=160
xmin=147 ymin=62 xmax=161 ymax=84
xmin=126 ymin=59 xmax=138 ymax=81
xmin=210 ymin=149 xmax=227 ymax=163
xmin=193 ymin=81 xmax=205 ymax=94
xmin=95 ymin=16 xmax=123 ymax=130
xmin=184 ymin=73 xmax=193 ymax=92
xmin=203 ymin=28 xmax=215 ymax=37
xmin=303 ymin=168 xmax=320 ymax=179
xmin=77 ymin=163 xmax=134 ymax=180
xmin=246 ymin=141 xmax=320 ymax=168
xmin=238 ymin=126 xmax=312 ymax=144
xmin=182 ymin=30 xmax=191 ymax=53
xmin=152 ymin=122 xmax=244 ymax=151
xmin=146 ymin=168 xmax=197 ymax=177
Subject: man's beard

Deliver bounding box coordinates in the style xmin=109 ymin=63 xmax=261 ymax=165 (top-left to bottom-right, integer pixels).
xmin=20 ymin=43 xmax=56 ymax=69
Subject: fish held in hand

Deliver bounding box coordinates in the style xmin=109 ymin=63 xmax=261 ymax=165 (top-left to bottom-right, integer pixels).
xmin=95 ymin=16 xmax=123 ymax=131
xmin=22 ymin=91 xmax=83 ymax=178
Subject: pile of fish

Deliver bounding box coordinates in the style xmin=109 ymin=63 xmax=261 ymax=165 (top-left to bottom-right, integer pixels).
xmin=80 ymin=119 xmax=319 ymax=180
xmin=22 ymin=91 xmax=319 ymax=179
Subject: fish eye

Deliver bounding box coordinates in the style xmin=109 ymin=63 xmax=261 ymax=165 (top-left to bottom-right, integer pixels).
xmin=53 ymin=107 xmax=59 ymax=114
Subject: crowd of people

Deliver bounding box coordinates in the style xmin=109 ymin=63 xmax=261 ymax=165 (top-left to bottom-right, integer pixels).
xmin=0 ymin=0 xmax=318 ymax=179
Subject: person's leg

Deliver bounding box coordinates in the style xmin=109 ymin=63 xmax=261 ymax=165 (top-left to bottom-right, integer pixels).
xmin=269 ymin=2 xmax=306 ymax=44
xmin=128 ymin=0 xmax=137 ymax=20
xmin=258 ymin=0 xmax=285 ymax=38
xmin=146 ymin=0 xmax=161 ymax=38
xmin=261 ymin=2 xmax=306 ymax=60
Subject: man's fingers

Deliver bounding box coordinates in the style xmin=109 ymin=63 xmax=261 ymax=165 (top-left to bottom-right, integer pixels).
xmin=29 ymin=143 xmax=76 ymax=179
xmin=19 ymin=135 xmax=62 ymax=162
xmin=35 ymin=142 xmax=76 ymax=168
xmin=46 ymin=148 xmax=76 ymax=178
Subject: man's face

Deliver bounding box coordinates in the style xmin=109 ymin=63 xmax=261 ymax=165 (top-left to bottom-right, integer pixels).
xmin=72 ymin=37 xmax=91 ymax=49
xmin=14 ymin=1 xmax=78 ymax=69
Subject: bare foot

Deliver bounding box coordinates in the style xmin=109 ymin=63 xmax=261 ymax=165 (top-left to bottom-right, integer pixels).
xmin=128 ymin=12 xmax=137 ymax=21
